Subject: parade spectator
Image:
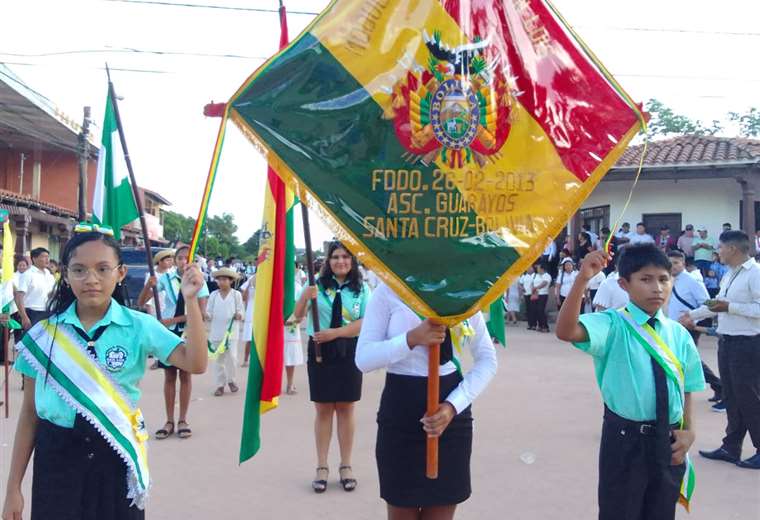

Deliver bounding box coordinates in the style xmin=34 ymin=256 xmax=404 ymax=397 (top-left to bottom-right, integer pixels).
xmin=14 ymin=247 xmax=56 ymax=330
xmin=685 ymin=258 xmax=704 ymax=283
xmin=628 ymin=222 xmax=655 ymax=246
xmin=556 ymin=259 xmax=578 ymax=310
xmin=710 ymin=252 xmax=728 ymax=282
xmin=656 ymin=225 xmax=677 ymax=253
xmin=582 ymin=224 xmax=599 ymax=247
xmin=693 ymin=225 xmax=717 ymax=274
xmin=205 ymin=268 xmax=243 ymax=397
xmin=12 ymin=258 xmax=28 ymax=290
xmin=586 ymin=269 xmax=606 ymax=311
xmin=520 ymin=267 xmax=536 ymax=330
xmin=504 ymin=279 xmax=520 ymax=325
xmin=532 ymin=263 xmax=551 ymax=332
xmin=722 ymin=223 xmax=732 ymax=232
xmin=754 ymin=229 xmax=760 ymax=254
xmin=541 ymin=237 xmax=558 ymax=281
xmin=677 ymin=224 xmax=696 ymax=259
xmin=615 ymin=222 xmax=633 ymax=247
xmin=573 ymin=232 xmax=594 ymax=265
xmin=683 ymin=231 xmax=760 ymax=469
xmin=705 ymin=270 xmax=720 ymax=298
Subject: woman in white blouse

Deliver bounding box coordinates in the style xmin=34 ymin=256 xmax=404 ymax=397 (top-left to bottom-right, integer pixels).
xmin=356 ymin=283 xmax=497 ymax=520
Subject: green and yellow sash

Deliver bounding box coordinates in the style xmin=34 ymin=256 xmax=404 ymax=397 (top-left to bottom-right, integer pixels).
xmin=619 ymin=309 xmax=696 ymax=511
xmin=208 ymin=317 xmax=235 ymax=360
xmin=20 ymin=321 xmax=150 ymax=509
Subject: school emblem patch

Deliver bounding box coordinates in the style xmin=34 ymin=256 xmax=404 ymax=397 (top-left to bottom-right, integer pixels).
xmin=104 ymin=346 xmax=128 ymax=372
xmin=384 ymin=30 xmax=516 ymax=169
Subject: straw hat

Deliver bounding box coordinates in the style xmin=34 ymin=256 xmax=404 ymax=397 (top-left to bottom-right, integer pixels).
xmin=153 ymin=249 xmax=174 ymax=264
xmin=212 ymin=267 xmax=240 ymax=280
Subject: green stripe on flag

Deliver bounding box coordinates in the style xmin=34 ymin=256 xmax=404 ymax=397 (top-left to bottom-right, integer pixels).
xmin=239 ymin=340 xmax=264 ymax=462
xmin=231 ymin=34 xmax=520 ymax=317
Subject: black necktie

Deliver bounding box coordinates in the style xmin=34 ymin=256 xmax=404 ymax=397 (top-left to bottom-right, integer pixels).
xmin=648 ymin=317 xmax=671 ymax=467
xmin=329 ymin=282 xmax=351 ymax=329
xmin=440 ymin=329 xmax=454 ymax=366
xmin=71 ymin=324 xmax=110 ymax=357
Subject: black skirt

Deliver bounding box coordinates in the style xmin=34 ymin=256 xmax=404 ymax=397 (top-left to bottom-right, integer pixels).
xmin=32 ymin=416 xmax=144 ymax=520
xmin=307 ymin=337 xmax=362 ymax=402
xmin=376 ymin=372 xmax=473 ymax=508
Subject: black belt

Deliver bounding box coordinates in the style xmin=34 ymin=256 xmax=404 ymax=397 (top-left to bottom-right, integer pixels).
xmin=604 ymin=406 xmax=678 ymax=437
xmin=722 ymin=334 xmax=760 ymax=342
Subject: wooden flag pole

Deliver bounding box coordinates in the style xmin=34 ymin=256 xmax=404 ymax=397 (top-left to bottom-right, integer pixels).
xmin=426 ymin=340 xmax=440 ymax=479
xmin=105 ymin=65 xmax=162 ymax=318
xmin=299 ymin=200 xmax=322 ymax=363
xmin=3 ymin=327 xmax=9 ymax=418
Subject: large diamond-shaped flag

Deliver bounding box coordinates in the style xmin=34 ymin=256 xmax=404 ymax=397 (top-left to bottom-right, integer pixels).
xmin=227 ymin=0 xmax=643 ymax=323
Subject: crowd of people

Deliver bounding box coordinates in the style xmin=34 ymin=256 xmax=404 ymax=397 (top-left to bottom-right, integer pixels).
xmin=2 ymin=222 xmax=759 ymax=520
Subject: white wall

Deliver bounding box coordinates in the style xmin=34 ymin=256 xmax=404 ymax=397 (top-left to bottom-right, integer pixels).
xmin=582 ymin=178 xmax=741 ymax=237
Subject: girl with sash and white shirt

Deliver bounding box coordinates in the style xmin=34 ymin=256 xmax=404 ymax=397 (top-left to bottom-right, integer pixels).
xmin=2 ymin=226 xmax=208 ymax=520
xmin=356 ymin=283 xmax=497 ymax=520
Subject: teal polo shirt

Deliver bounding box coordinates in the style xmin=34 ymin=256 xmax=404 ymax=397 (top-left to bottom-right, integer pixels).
xmin=301 ymin=280 xmax=371 ymax=336
xmin=573 ymin=302 xmax=705 ymax=424
xmin=15 ymin=299 xmax=182 ymax=428
xmin=157 ymin=270 xmax=209 ymax=330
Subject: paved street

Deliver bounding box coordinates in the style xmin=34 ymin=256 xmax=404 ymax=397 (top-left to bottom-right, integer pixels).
xmin=1 ymin=327 xmax=758 ymax=519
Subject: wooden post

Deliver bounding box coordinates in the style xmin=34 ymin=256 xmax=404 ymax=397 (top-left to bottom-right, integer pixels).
xmin=77 ymin=106 xmax=91 ymax=222
xmin=426 ymin=341 xmax=440 ymax=479
xmin=3 ymin=327 xmax=9 ymax=418
xmin=105 ymin=66 xmax=162 ymax=317
xmin=300 ymin=200 xmax=322 ymax=362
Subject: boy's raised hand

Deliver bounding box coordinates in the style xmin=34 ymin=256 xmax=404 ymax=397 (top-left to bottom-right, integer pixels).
xmin=579 ymin=250 xmax=610 ymax=280
xmin=181 ymin=265 xmax=204 ymax=299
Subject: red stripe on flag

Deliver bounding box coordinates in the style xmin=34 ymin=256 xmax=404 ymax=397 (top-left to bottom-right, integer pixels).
xmin=441 ymin=0 xmax=639 ymax=181
xmin=260 ymin=167 xmax=286 ymax=403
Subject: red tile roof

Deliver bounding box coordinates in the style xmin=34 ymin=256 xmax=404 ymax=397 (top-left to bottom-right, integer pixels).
xmin=0 ymin=189 xmax=76 ymax=218
xmin=614 ymin=135 xmax=760 ymax=168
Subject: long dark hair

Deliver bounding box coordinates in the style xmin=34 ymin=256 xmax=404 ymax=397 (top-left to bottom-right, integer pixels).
xmin=318 ymin=241 xmax=363 ymax=294
xmin=47 ymin=231 xmax=126 ymax=316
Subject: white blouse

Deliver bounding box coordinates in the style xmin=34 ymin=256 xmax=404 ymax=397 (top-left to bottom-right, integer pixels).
xmin=356 ymin=283 xmax=497 ymax=413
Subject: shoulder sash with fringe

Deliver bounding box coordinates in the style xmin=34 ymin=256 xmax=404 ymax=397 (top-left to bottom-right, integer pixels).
xmin=618 ymin=309 xmax=696 ymax=511
xmin=19 ymin=320 xmax=150 ymax=509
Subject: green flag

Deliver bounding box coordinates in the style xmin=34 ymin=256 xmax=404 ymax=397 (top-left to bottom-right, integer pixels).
xmin=486 ymin=298 xmax=506 ymax=348
xmin=92 ymin=90 xmax=138 ymax=239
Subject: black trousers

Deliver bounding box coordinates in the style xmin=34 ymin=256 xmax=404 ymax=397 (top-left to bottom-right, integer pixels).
xmin=718 ymin=335 xmax=760 ymax=455
xmin=598 ymin=409 xmax=685 ymax=520
xmin=525 ymin=296 xmax=536 ymax=328
xmin=534 ymin=294 xmax=548 ymax=329
xmin=689 ymin=330 xmax=722 ymax=397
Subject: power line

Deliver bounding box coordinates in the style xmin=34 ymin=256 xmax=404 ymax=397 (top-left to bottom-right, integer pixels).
xmin=0 ymin=48 xmax=268 ymax=60
xmin=574 ymin=24 xmax=760 ymax=38
xmin=102 ymin=0 xmax=320 ymax=15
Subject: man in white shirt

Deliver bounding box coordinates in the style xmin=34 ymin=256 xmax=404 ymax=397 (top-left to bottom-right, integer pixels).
xmin=677 ymin=224 xmax=696 ymax=259
xmin=667 ymin=250 xmax=723 ymax=405
xmin=582 ymin=224 xmax=599 ymax=247
xmin=14 ymin=247 xmax=56 ymax=330
xmin=682 ymin=231 xmax=760 ymax=469
xmin=628 ymin=222 xmax=655 ymax=246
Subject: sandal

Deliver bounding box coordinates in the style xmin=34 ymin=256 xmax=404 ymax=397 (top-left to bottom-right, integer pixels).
xmin=155 ymin=421 xmax=174 ymax=440
xmin=228 ymin=382 xmax=239 ymax=393
xmin=177 ymin=421 xmax=192 ymax=439
xmin=339 ymin=465 xmax=357 ymax=492
xmin=214 ymin=387 xmax=224 ymax=397
xmin=286 ymin=385 xmax=297 ymax=395
xmin=312 ymin=467 xmax=329 ymax=494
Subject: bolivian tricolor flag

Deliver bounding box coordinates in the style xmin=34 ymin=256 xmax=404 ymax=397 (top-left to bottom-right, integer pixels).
xmin=188 ymin=3 xmax=295 ymax=462
xmin=216 ymin=0 xmax=646 ymax=326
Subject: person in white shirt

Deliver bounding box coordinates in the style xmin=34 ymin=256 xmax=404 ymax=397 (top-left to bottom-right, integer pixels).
xmin=555 ymin=259 xmax=579 ymax=310
xmin=143 ymin=250 xmax=174 ymax=318
xmin=586 ymin=270 xmax=606 ymax=311
xmin=519 ymin=266 xmax=535 ymax=328
xmin=592 ymin=270 xmax=630 ymax=311
xmin=628 ymin=222 xmax=655 ymax=246
xmin=685 ymin=258 xmax=704 ymax=283
xmin=205 ymin=268 xmax=244 ymax=396
xmin=531 ymin=263 xmax=552 ymax=332
xmin=240 ymin=273 xmax=256 ymax=367
xmin=14 ymin=247 xmax=56 ymax=330
xmin=615 ymin=222 xmax=634 ymax=247
xmin=667 ymin=251 xmax=723 ymax=406
xmin=582 ymin=224 xmax=599 ymax=247
xmin=356 ymin=283 xmax=497 ymax=519
xmin=681 ymin=231 xmax=760 ymax=469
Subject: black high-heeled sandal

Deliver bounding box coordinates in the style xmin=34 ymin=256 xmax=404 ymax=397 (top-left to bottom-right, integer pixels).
xmin=339 ymin=465 xmax=357 ymax=492
xmin=312 ymin=467 xmax=329 ymax=493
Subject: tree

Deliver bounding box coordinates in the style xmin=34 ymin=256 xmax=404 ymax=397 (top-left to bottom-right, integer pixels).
xmin=729 ymin=108 xmax=760 ymax=138
xmin=162 ymin=210 xmax=194 ymax=243
xmin=242 ymin=229 xmax=262 ymax=257
xmin=645 ymin=99 xmax=722 ymax=137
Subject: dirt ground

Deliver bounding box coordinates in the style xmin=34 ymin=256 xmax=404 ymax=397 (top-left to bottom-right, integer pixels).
xmin=1 ymin=327 xmax=758 ymax=519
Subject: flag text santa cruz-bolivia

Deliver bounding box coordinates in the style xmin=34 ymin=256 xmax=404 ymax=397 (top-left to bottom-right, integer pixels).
xmin=225 ymin=0 xmax=643 ymax=323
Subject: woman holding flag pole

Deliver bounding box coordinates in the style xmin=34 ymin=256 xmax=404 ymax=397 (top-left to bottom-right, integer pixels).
xmin=294 ymin=241 xmax=370 ymax=493
xmin=356 ymin=283 xmax=497 ymax=519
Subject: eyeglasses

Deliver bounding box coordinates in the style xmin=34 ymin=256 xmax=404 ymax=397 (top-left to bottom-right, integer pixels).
xmin=67 ymin=265 xmax=121 ymax=281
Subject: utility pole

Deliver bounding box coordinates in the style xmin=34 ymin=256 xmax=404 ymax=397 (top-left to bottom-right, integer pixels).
xmin=78 ymin=106 xmax=92 ymax=221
